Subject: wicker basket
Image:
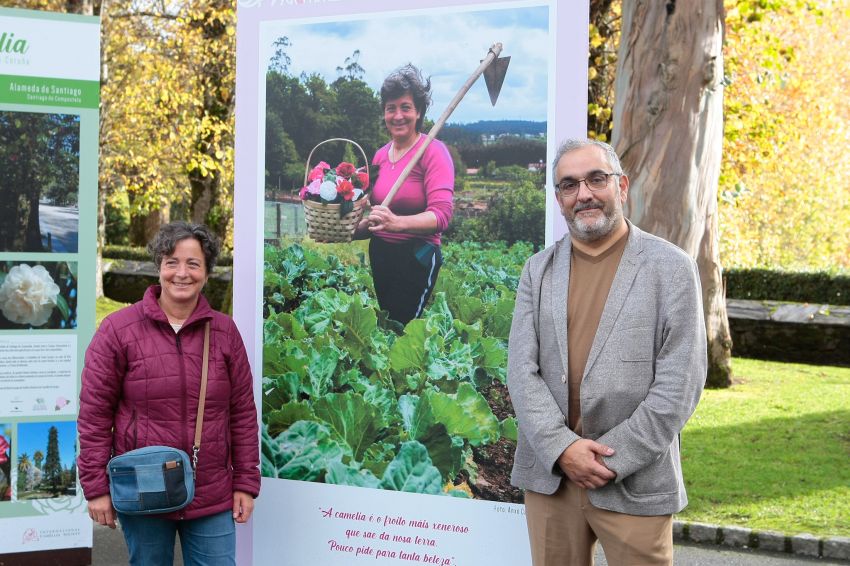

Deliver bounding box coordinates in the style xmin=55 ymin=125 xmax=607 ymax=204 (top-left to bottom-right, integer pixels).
xmin=301 ymin=138 xmax=370 ymax=243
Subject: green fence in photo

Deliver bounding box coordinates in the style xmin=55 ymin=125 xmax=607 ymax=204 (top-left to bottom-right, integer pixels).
xmin=264 ymin=201 xmax=306 ymax=240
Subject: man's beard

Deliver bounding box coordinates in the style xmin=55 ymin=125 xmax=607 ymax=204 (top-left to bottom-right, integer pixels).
xmin=566 ymin=198 xmax=623 ymax=242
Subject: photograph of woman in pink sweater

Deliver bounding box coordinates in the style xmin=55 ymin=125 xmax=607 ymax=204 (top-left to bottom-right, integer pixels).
xmin=355 ymin=64 xmax=455 ymax=326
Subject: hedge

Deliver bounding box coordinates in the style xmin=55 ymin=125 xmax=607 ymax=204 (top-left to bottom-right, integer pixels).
xmin=725 ymin=268 xmax=850 ymax=305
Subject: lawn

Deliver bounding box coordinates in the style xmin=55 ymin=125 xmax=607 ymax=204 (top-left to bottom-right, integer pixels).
xmin=95 ymin=297 xmax=129 ymax=326
xmin=678 ymin=357 xmax=849 ymax=537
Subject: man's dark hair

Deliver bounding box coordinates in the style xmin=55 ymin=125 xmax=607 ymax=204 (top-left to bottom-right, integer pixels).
xmin=147 ymin=222 xmax=220 ymax=273
xmin=380 ymin=64 xmax=432 ymax=132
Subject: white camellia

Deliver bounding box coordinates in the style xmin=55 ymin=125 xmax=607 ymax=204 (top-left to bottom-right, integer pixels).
xmin=319 ymin=180 xmax=338 ymax=201
xmin=0 ymin=264 xmax=61 ymax=327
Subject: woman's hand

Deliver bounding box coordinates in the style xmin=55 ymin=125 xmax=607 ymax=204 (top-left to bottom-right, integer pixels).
xmin=88 ymin=494 xmax=117 ymax=529
xmin=233 ymin=490 xmax=255 ymax=524
xmin=367 ymin=205 xmax=406 ymax=233
xmin=353 ymin=217 xmax=372 ymax=240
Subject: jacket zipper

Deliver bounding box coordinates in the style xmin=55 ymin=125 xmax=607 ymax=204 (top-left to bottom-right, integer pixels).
xmin=176 ymin=331 xmax=187 ymax=520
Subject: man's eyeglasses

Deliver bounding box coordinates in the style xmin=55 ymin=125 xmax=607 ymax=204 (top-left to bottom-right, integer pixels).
xmin=555 ymin=172 xmax=620 ymax=197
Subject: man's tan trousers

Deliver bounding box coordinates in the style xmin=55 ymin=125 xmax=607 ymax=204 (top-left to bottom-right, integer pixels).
xmin=524 ymin=480 xmax=673 ymax=566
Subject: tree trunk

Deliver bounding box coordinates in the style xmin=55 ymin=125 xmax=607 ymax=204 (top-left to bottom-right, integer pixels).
xmin=187 ymin=0 xmax=234 ymax=244
xmin=588 ymin=0 xmax=617 ymax=141
xmin=25 ymin=192 xmax=42 ymax=251
xmin=95 ymin=182 xmax=105 ymax=298
xmin=128 ymin=207 xmax=170 ymax=247
xmin=612 ymin=0 xmax=732 ymax=387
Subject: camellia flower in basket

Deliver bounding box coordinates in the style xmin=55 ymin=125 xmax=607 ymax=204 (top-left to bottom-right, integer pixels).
xmin=299 ymin=160 xmax=369 ymax=207
xmin=0 ymin=264 xmax=61 ymax=326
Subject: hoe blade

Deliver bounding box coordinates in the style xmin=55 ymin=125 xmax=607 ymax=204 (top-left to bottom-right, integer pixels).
xmin=483 ymin=55 xmax=511 ymax=106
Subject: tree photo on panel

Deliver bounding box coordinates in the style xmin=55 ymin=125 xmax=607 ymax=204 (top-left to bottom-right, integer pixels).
xmin=0 ymin=111 xmax=80 ymax=253
xmin=16 ymin=421 xmax=77 ymax=500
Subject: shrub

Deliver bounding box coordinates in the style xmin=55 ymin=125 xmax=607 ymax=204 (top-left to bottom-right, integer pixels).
xmin=725 ymin=269 xmax=850 ymax=305
xmin=447 ymin=180 xmax=545 ymax=249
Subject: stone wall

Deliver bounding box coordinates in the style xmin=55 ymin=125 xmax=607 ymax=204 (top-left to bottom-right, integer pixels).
xmin=727 ymin=299 xmax=850 ymax=366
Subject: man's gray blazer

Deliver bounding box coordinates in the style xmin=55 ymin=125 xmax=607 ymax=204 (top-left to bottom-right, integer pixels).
xmin=507 ymin=222 xmax=707 ymax=516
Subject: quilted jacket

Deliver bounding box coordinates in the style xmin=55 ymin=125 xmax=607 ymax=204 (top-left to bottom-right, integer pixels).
xmin=78 ymin=285 xmax=260 ymax=519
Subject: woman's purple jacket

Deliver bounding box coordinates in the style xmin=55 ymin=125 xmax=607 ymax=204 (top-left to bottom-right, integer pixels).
xmin=78 ymin=285 xmax=260 ymax=519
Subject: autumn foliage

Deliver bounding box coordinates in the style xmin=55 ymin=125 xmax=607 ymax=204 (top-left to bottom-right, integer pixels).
xmin=720 ymin=0 xmax=850 ymax=271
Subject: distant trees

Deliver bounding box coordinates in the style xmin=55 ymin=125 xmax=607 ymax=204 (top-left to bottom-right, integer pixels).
xmin=448 ymin=167 xmax=546 ymax=249
xmin=97 ymin=0 xmax=238 ymax=246
xmin=453 ymin=137 xmax=545 ymax=169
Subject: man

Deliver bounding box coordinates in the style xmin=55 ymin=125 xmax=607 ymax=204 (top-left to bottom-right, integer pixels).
xmin=507 ymin=138 xmax=707 ymax=565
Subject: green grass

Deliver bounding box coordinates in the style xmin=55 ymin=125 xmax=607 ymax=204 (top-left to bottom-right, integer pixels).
xmin=678 ymin=357 xmax=850 ymax=537
xmin=96 ymin=297 xmax=129 ymax=327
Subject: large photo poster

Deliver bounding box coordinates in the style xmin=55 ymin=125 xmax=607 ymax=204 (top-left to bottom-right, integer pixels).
xmin=0 ymin=7 xmax=99 ymax=561
xmin=234 ymin=1 xmax=588 ymax=564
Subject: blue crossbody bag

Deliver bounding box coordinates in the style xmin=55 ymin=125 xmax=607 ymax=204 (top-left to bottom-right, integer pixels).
xmin=107 ymin=322 xmax=210 ymax=515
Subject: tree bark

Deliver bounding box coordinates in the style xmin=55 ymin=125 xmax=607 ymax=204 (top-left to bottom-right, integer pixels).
xmin=612 ymin=0 xmax=732 ymax=387
xmin=187 ymin=0 xmax=234 ymax=242
xmin=128 ymin=206 xmax=169 ymax=246
xmin=588 ymin=0 xmax=617 ymax=141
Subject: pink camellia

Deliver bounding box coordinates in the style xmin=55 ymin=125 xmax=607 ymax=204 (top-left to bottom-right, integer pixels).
xmin=306 ymin=179 xmax=322 ymax=195
xmin=337 ymin=179 xmax=355 ymax=201
xmin=307 ymin=161 xmax=330 ymax=182
xmin=336 ymin=162 xmax=356 ymax=178
xmin=0 ymin=434 xmax=9 ymax=464
xmin=356 ymin=171 xmax=370 ymax=190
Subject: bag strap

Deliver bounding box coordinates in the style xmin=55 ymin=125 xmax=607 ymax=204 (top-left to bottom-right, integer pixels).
xmin=191 ymin=321 xmax=211 ymax=472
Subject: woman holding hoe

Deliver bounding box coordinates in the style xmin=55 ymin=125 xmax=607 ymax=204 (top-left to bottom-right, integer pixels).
xmin=356 ymin=64 xmax=455 ymax=326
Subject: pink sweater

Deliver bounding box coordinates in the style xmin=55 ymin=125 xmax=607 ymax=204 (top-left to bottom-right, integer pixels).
xmin=370 ymin=136 xmax=455 ymax=246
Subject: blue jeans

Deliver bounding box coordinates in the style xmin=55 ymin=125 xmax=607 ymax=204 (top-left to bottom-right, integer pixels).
xmin=118 ymin=510 xmax=235 ymax=566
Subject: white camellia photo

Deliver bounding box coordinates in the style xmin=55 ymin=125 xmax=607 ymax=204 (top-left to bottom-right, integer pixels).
xmin=0 ymin=262 xmax=76 ymax=329
xmin=0 ymin=264 xmax=60 ymax=326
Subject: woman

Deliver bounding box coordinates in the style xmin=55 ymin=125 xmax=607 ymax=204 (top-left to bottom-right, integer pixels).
xmin=78 ymin=222 xmax=259 ymax=566
xmin=356 ymin=64 xmax=455 ymax=326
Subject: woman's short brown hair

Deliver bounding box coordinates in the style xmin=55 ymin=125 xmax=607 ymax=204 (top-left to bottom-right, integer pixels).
xmin=147 ymin=222 xmax=220 ymax=273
